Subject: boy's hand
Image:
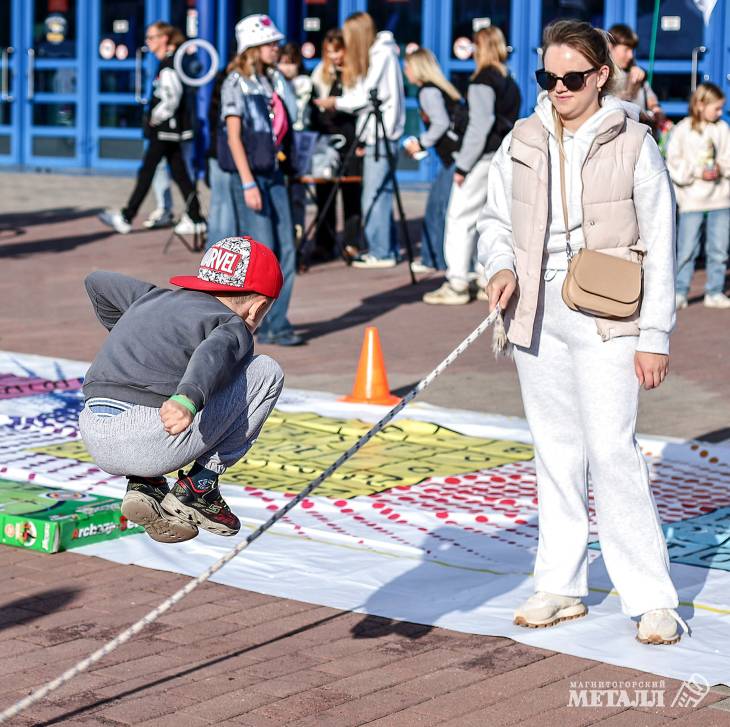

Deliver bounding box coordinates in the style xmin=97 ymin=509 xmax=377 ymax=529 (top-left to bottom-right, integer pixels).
xmin=634 ymin=352 xmax=669 ymax=390
xmin=160 ymin=400 xmax=194 ymax=435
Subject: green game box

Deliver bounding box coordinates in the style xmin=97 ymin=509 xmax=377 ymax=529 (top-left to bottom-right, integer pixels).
xmin=0 ymin=478 xmax=143 ymax=554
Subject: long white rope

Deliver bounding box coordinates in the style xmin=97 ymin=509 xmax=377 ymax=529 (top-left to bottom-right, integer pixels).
xmin=0 ymin=308 xmax=500 ymax=723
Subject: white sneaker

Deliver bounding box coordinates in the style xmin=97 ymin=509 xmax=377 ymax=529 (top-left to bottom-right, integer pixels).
xmin=98 ymin=209 xmax=131 ymax=234
xmin=637 ymin=608 xmax=689 ymax=645
xmin=422 ymin=281 xmax=471 ymax=305
xmin=469 ymin=280 xmax=489 ymax=302
xmin=410 ymin=259 xmax=436 ymax=274
xmin=704 ymin=292 xmax=730 ymax=309
xmin=675 ymin=293 xmax=688 ymax=310
xmin=514 ymin=591 xmax=587 ymax=628
xmin=143 ymin=207 xmax=174 ymax=229
xmin=351 ymin=254 xmax=397 ymax=269
xmin=174 ymin=214 xmax=207 ymax=236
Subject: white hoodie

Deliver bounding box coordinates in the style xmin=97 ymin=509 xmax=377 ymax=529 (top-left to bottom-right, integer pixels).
xmin=334 ymin=31 xmax=406 ymax=144
xmin=477 ymin=92 xmax=677 ymax=354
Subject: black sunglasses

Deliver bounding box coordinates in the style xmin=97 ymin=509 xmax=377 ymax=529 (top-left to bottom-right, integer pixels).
xmin=535 ymin=68 xmax=598 ymax=92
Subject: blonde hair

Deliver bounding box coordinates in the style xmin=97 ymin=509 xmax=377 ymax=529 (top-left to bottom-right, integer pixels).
xmin=149 ymin=21 xmax=185 ymax=50
xmin=405 ymin=48 xmax=461 ymax=101
xmin=227 ymin=46 xmax=263 ymax=78
xmin=342 ymin=12 xmax=376 ymax=88
xmin=472 ymin=26 xmax=508 ymax=78
xmin=690 ymin=82 xmax=725 ymax=131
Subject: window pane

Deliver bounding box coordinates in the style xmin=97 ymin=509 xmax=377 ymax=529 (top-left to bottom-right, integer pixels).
xmin=32 ymin=135 xmax=76 ymax=157
xmin=367 ymin=0 xmax=423 ymax=51
xmin=33 ymin=102 xmax=76 ymax=126
xmin=0 ymin=1 xmax=11 ymax=48
xmin=542 ymin=0 xmax=604 ymax=26
xmin=650 ymin=72 xmax=694 ymax=104
xmin=34 ymin=1 xmax=76 ymax=58
xmin=99 ymin=103 xmax=143 ymax=128
xmin=295 ymin=0 xmax=339 ymax=61
xmin=0 ymin=135 xmax=10 ymax=154
xmin=636 ymin=0 xmax=703 ymax=61
xmin=99 ymin=137 xmax=144 ymax=159
xmin=99 ymin=69 xmax=136 ymax=93
xmin=451 ymin=1 xmax=511 ymax=57
xmin=35 ymin=68 xmax=77 ymax=94
xmin=99 ymin=0 xmax=146 ymax=57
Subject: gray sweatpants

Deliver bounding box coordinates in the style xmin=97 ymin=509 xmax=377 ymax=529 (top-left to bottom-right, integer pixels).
xmin=79 ymin=354 xmax=284 ymax=478
xmin=513 ymin=263 xmax=678 ymax=617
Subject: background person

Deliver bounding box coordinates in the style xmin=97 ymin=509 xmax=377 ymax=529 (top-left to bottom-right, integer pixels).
xmin=218 ymin=14 xmax=302 ymax=346
xmin=404 ymin=47 xmax=465 ymax=273
xmin=310 ymin=28 xmax=363 ymax=262
xmin=315 ymin=12 xmax=405 ymax=269
xmin=98 ymin=22 xmax=205 ymax=236
xmin=479 ymin=20 xmax=685 ymax=645
xmin=424 ymin=26 xmax=520 ymax=305
xmin=666 ymin=82 xmax=730 ymax=310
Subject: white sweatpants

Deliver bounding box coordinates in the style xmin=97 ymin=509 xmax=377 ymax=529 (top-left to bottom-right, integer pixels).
xmin=443 ymin=155 xmax=493 ymax=290
xmin=513 ymin=263 xmax=679 ymax=617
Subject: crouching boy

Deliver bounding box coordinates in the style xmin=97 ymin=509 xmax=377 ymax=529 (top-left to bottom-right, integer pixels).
xmin=78 ymin=237 xmax=285 ymax=543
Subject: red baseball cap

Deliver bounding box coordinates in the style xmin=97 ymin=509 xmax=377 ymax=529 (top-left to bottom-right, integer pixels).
xmin=170 ymin=236 xmax=283 ymax=298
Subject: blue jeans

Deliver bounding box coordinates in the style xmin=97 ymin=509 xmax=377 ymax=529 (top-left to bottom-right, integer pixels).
xmin=420 ymin=163 xmax=453 ymax=270
xmin=231 ymin=170 xmax=296 ymax=338
xmin=206 ymin=157 xmax=237 ymax=250
xmin=361 ymin=140 xmax=399 ymax=260
xmin=676 ymin=208 xmax=730 ymax=296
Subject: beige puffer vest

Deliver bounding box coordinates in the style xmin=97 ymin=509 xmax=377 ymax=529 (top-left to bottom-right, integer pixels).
xmin=504 ymin=110 xmax=648 ymax=348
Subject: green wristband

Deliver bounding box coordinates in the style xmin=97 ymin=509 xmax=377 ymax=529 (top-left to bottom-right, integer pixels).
xmin=169 ymin=395 xmax=197 ymax=416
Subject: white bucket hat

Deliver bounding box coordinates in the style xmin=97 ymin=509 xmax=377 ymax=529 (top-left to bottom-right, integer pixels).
xmin=235 ymin=14 xmax=284 ymax=54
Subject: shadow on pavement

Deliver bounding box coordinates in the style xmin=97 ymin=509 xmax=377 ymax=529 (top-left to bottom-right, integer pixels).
xmin=296 ymin=275 xmax=445 ymax=342
xmin=0 ymin=207 xmax=104 ymax=231
xmin=0 ymin=230 xmax=115 ymax=258
xmin=0 ymin=587 xmax=82 ymax=631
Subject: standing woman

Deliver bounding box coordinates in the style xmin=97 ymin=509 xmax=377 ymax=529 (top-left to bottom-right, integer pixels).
xmin=315 ymin=12 xmax=405 ymax=269
xmin=424 ymin=26 xmax=520 ymax=304
xmin=99 ymin=22 xmax=205 ymax=236
xmin=219 ymin=14 xmax=302 ymax=346
xmin=478 ymin=20 xmax=685 ymax=644
xmin=403 ymin=48 xmax=464 ymax=273
xmin=310 ymin=28 xmax=362 ymax=262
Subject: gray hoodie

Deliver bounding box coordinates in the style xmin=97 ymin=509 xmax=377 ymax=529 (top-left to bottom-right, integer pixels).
xmin=83 ymin=272 xmax=253 ymax=410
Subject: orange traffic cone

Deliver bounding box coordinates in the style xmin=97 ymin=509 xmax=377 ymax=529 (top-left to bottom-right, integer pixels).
xmin=340 ymin=326 xmax=401 ymax=406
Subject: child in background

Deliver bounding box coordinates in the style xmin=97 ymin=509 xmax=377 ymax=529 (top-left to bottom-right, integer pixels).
xmin=404 ymin=48 xmax=465 ymax=273
xmin=78 ymin=237 xmax=285 ymax=543
xmin=667 ymin=83 xmax=730 ymax=309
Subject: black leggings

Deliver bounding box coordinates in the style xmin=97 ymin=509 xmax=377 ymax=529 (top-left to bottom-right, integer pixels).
xmin=122 ymin=137 xmax=203 ymax=222
xmin=314 ymin=181 xmax=362 ymax=254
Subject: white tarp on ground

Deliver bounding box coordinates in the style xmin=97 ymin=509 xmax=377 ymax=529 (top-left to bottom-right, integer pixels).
xmin=0 ymin=351 xmax=729 ymax=685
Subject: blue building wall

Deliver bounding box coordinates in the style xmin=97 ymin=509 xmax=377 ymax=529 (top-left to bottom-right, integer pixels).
xmin=0 ymin=0 xmax=727 ymax=178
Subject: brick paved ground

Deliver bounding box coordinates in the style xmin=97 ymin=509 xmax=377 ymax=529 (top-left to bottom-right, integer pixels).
xmin=1 ymin=172 xmax=730 ymax=725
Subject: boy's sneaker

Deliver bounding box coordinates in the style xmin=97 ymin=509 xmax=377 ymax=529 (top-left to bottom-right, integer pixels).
xmin=422 ymin=281 xmax=471 ymax=305
xmin=98 ymin=209 xmax=132 ymax=234
xmin=469 ymin=280 xmax=489 ymax=302
xmin=410 ymin=259 xmax=436 ymax=274
xmin=675 ymin=293 xmax=689 ymax=310
xmin=637 ymin=608 xmax=689 ymax=645
xmin=704 ymin=292 xmax=730 ymax=309
xmin=351 ymin=254 xmax=397 ymax=269
xmin=121 ymin=476 xmax=198 ymax=544
xmin=174 ymin=214 xmax=207 ymax=236
xmin=162 ymin=473 xmax=241 ymax=537
xmin=143 ymin=207 xmax=174 ymax=229
xmin=513 ymin=591 xmax=587 ymax=628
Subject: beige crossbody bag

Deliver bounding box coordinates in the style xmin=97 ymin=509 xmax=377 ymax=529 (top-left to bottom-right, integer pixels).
xmin=558 ymin=140 xmax=643 ymax=319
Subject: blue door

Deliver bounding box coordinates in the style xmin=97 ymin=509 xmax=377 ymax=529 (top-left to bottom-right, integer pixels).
xmin=21 ymin=0 xmax=87 ymax=169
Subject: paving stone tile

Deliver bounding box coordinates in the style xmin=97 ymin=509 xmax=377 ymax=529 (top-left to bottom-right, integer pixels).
xmin=180 ymin=687 xmax=280 ymax=721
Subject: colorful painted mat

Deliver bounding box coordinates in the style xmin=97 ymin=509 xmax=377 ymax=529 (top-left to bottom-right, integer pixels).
xmin=1 ymin=351 xmax=729 ymax=685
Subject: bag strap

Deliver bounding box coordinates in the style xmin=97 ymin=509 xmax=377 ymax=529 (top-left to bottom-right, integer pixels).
xmin=557 ymin=137 xmax=573 ymax=261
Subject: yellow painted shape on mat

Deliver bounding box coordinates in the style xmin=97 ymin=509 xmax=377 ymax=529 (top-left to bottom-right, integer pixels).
xmin=31 ymin=410 xmax=534 ymax=499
